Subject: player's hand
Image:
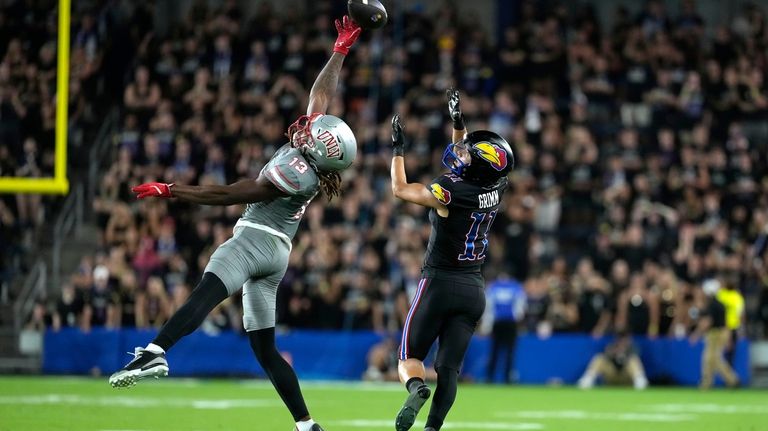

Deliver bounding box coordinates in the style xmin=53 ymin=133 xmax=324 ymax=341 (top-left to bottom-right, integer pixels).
xmin=391 ymin=114 xmax=405 ymax=156
xmin=447 ymin=88 xmax=463 ymax=121
xmin=132 ymin=182 xmax=174 ymax=199
xmin=333 ymin=15 xmax=362 ymax=55
xmin=446 ymin=88 xmax=465 ymax=129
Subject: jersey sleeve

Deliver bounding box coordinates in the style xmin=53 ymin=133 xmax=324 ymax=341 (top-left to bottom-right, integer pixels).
xmin=426 ymin=175 xmax=458 ymax=207
xmin=262 ymin=150 xmax=318 ymax=196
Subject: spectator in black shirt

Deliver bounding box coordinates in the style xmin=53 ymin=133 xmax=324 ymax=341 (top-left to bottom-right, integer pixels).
xmin=82 ymin=265 xmax=118 ymax=329
xmin=52 ymin=282 xmax=85 ymax=331
xmin=615 ymin=273 xmax=659 ymax=337
xmin=577 ymin=275 xmax=612 ymax=336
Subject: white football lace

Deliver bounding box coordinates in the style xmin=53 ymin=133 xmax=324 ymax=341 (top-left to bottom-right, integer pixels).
xmin=126 ymin=347 xmax=145 ymax=359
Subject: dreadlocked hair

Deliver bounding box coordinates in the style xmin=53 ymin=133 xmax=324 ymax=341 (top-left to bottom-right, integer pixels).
xmin=318 ymin=170 xmax=342 ymax=200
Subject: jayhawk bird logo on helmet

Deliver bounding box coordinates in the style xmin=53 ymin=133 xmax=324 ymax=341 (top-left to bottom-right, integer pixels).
xmin=442 ymin=130 xmax=514 ymax=186
xmin=474 ymin=142 xmax=508 ymax=171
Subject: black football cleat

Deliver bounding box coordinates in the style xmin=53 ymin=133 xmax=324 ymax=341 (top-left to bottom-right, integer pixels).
xmin=109 ymin=347 xmax=169 ymax=388
xmin=395 ymin=383 xmax=431 ymax=431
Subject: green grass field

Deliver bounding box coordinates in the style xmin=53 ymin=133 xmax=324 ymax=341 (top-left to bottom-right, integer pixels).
xmin=0 ymin=376 xmax=765 ymax=431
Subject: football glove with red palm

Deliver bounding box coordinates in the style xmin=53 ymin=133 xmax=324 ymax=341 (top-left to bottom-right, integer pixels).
xmin=333 ymin=15 xmax=362 ymax=55
xmin=132 ymin=182 xmax=174 ymax=199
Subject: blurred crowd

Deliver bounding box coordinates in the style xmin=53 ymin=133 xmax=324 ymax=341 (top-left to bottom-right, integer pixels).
xmin=0 ymin=0 xmax=113 ymax=300
xmin=16 ymin=0 xmax=768 ymax=341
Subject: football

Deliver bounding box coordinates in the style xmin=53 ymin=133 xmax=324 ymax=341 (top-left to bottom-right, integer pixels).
xmin=347 ymin=0 xmax=388 ymax=30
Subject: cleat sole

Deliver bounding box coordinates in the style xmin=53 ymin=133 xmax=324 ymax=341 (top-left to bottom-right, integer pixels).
xmin=109 ymin=365 xmax=169 ymax=389
xmin=395 ymin=386 xmax=431 ymax=431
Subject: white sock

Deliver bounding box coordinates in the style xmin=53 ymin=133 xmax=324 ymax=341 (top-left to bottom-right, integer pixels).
xmin=145 ymin=343 xmax=165 ymax=354
xmin=295 ymin=419 xmax=316 ymax=431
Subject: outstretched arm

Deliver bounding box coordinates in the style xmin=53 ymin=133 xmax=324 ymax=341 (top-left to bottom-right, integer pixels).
xmin=307 ymin=16 xmax=361 ymax=115
xmin=132 ymin=177 xmax=285 ymax=206
xmin=447 ymin=88 xmax=467 ymax=143
xmin=390 ymin=115 xmax=448 ymax=214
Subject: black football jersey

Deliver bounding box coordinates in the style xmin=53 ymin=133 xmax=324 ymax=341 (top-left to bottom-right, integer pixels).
xmin=423 ymin=173 xmax=508 ymax=272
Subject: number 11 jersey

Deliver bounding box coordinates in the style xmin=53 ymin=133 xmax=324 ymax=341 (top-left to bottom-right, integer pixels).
xmin=424 ymin=173 xmax=508 ymax=273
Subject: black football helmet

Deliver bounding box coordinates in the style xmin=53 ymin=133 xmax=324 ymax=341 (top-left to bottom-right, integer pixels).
xmin=442 ymin=130 xmax=514 ymax=186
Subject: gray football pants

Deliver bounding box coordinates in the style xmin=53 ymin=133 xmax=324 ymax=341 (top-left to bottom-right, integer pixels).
xmin=204 ymin=226 xmax=290 ymax=331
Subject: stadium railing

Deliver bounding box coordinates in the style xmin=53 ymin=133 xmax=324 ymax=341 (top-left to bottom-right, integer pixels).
xmin=12 ymin=261 xmax=46 ymax=333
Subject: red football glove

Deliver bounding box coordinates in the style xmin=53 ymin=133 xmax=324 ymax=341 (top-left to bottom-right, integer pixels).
xmin=333 ymin=15 xmax=362 ymax=55
xmin=132 ymin=182 xmax=174 ymax=199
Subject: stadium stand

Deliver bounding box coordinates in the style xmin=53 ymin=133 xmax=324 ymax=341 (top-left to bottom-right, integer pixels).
xmin=5 ymin=0 xmax=768 ymax=347
xmin=0 ymin=0 xmax=111 ymax=307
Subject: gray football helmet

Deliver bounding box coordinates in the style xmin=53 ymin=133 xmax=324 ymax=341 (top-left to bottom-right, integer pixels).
xmin=288 ymin=113 xmax=357 ymax=172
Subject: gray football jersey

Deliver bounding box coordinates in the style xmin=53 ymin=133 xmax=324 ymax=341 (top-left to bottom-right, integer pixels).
xmin=239 ymin=144 xmax=319 ymax=240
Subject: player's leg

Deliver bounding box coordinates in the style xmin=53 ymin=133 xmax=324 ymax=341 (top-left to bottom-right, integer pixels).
xmin=424 ymin=279 xmax=485 ymax=431
xmin=398 ymin=358 xmax=429 ymax=393
xmin=109 ymin=228 xmax=256 ymax=388
xmin=241 ymin=240 xmax=323 ymax=431
xmin=108 ymin=272 xmax=230 ymax=388
xmin=249 ymin=327 xmax=317 ymax=429
xmin=152 ymin=272 xmax=230 ymax=351
xmin=395 ymin=276 xmax=442 ymax=431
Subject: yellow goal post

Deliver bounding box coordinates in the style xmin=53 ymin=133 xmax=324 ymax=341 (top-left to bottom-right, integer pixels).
xmin=0 ymin=0 xmax=70 ymax=195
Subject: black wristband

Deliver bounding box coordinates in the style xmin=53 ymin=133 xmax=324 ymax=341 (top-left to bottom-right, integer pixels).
xmin=393 ymin=145 xmax=404 ymax=157
xmin=452 ymin=114 xmax=465 ymax=130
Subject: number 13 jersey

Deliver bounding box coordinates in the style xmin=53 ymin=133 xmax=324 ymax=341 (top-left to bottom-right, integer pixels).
xmin=240 ymin=144 xmax=319 ymax=241
xmin=424 ymin=173 xmax=508 ymax=272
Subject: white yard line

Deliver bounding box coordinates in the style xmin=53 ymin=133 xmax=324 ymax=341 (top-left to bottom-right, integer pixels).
xmin=649 ymin=403 xmax=768 ymax=414
xmin=497 ymin=410 xmax=696 ymax=422
xmin=0 ymin=394 xmax=280 ymax=409
xmin=237 ymin=380 xmax=405 ymax=391
xmin=331 ymin=419 xmax=544 ymax=430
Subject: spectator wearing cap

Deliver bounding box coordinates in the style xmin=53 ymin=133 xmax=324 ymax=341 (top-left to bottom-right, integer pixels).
xmin=82 ymin=265 xmax=118 ymax=330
